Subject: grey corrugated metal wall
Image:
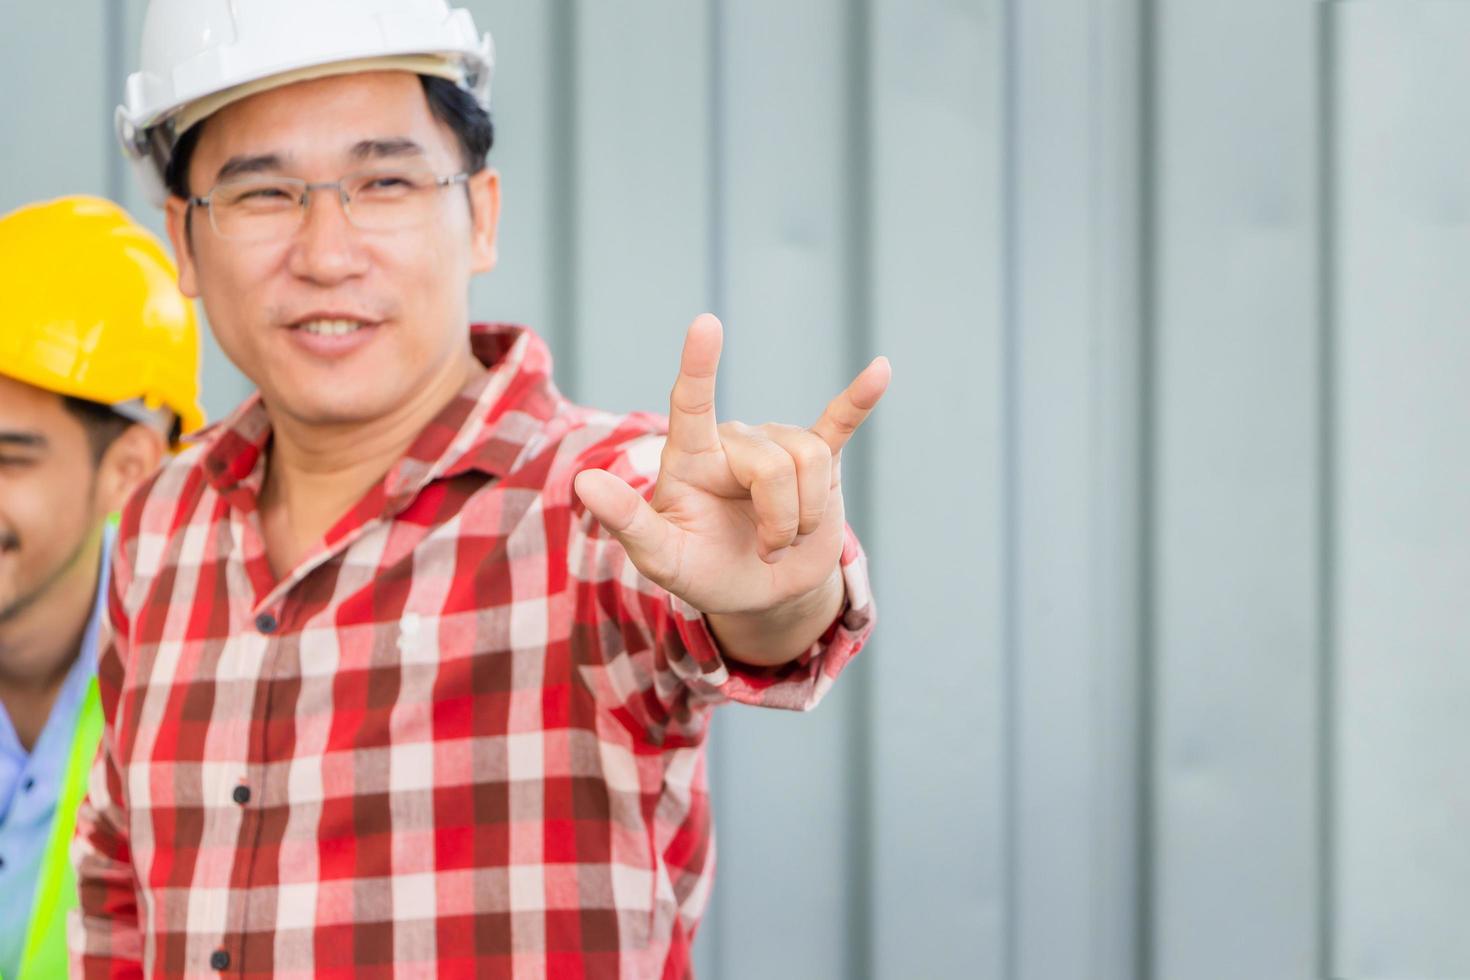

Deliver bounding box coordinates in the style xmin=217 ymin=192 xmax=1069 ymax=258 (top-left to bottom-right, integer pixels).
xmin=2 ymin=2 xmax=1468 ymax=977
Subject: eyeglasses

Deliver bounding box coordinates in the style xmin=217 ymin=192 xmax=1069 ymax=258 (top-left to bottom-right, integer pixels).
xmin=188 ymin=169 xmax=471 ymax=242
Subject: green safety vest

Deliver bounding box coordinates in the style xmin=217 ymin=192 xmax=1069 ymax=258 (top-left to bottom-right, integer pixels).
xmin=7 ymin=678 xmax=104 ymax=979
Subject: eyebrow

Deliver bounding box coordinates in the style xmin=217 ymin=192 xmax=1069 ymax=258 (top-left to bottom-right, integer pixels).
xmin=349 ymin=138 xmax=429 ymax=163
xmin=215 ymin=153 xmax=288 ymax=184
xmin=0 ymin=430 xmax=47 ymax=450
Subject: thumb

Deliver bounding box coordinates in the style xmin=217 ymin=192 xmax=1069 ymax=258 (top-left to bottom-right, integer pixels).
xmin=573 ymin=469 xmax=678 ymax=585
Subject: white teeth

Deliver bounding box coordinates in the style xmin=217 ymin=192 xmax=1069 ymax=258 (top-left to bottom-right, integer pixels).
xmin=298 ymin=319 xmax=367 ymax=336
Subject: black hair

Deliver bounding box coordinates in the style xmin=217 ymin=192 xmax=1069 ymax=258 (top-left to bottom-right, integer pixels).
xmin=61 ymin=397 xmax=136 ymax=464
xmin=163 ymin=74 xmax=495 ymax=201
xmin=420 ymin=75 xmax=495 ymax=174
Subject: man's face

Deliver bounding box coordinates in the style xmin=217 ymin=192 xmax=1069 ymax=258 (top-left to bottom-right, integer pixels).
xmin=0 ymin=375 xmax=104 ymax=623
xmin=166 ymin=71 xmax=500 ymax=429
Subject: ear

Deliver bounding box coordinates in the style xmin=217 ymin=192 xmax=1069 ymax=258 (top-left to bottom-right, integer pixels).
xmin=468 ymin=168 xmax=501 ymax=275
xmin=93 ymin=424 xmax=167 ymax=518
xmin=164 ymin=196 xmax=202 ymax=298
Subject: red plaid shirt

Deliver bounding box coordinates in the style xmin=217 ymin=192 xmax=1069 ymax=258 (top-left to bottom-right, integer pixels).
xmin=71 ymin=324 xmax=873 ymax=979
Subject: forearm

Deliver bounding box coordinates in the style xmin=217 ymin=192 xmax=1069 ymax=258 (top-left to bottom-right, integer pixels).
xmin=705 ymin=564 xmax=846 ymax=667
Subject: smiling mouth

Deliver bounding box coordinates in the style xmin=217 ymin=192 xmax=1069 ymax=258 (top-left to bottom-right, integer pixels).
xmin=294 ymin=318 xmax=377 ymax=336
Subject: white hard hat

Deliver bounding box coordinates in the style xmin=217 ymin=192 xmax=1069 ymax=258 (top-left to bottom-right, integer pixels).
xmin=116 ymin=0 xmax=495 ymax=207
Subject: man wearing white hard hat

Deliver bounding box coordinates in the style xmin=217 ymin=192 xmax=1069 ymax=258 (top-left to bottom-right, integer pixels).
xmin=77 ymin=1 xmax=890 ymax=976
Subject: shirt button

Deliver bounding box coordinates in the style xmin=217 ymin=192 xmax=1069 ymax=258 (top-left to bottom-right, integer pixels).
xmin=210 ymin=949 xmax=231 ymax=970
xmin=232 ymin=784 xmax=252 ymax=805
xmin=22 ymin=777 xmax=34 ymax=793
xmin=255 ymin=612 xmax=278 ymax=634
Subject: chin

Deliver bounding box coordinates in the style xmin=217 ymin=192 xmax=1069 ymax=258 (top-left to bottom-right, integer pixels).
xmin=281 ymin=394 xmax=403 ymax=428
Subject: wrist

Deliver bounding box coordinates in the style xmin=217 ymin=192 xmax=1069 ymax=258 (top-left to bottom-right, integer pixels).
xmin=705 ymin=566 xmax=846 ymax=667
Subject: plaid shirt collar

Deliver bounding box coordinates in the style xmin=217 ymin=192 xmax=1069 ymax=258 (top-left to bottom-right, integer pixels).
xmin=196 ymin=323 xmax=556 ymax=522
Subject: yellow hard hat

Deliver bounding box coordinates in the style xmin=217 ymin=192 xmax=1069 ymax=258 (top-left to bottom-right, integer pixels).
xmin=0 ymin=195 xmax=204 ymax=441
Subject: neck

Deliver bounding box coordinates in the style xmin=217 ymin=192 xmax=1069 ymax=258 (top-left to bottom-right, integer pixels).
xmin=259 ymin=345 xmax=483 ymax=576
xmin=0 ymin=526 xmax=103 ymax=751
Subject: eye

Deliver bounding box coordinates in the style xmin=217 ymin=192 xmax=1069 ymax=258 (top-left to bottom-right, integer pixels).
xmin=353 ymin=173 xmax=426 ymax=199
xmin=221 ymin=184 xmax=297 ymax=208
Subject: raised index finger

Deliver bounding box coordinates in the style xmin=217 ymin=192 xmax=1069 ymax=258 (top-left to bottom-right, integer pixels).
xmin=667 ymin=314 xmax=724 ymax=455
xmin=811 ymin=356 xmax=892 ymax=454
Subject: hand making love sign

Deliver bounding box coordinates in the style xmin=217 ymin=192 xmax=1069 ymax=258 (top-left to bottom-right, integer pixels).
xmin=573 ymin=314 xmax=891 ymax=631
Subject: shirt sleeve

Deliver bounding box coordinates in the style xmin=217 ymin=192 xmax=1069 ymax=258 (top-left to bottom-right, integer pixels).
xmin=70 ymin=517 xmax=144 ymax=978
xmin=566 ymin=429 xmax=876 ymax=747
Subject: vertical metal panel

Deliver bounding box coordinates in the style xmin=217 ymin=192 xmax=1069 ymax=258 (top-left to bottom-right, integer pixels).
xmin=1149 ymin=2 xmax=1324 ymax=978
xmin=1331 ymin=4 xmax=1470 ymax=975
xmin=0 ymin=2 xmax=109 ymax=215
xmin=1088 ymin=6 xmax=1151 ymax=975
xmin=568 ymin=0 xmax=713 ymax=413
xmin=116 ymin=0 xmax=163 ymax=233
xmin=699 ymin=2 xmax=862 ymax=978
xmin=459 ymin=1 xmax=564 ymax=360
xmin=866 ymin=1 xmax=1006 ymax=976
xmin=1009 ymin=0 xmax=1145 ymax=977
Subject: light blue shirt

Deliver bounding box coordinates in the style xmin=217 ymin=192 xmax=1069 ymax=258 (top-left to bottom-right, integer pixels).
xmin=0 ymin=526 xmax=110 ymax=979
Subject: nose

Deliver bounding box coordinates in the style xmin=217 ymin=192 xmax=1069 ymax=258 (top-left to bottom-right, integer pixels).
xmin=286 ymin=183 xmax=370 ymax=285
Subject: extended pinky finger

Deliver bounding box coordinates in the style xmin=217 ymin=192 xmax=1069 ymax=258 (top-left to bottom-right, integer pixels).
xmin=811 ymin=356 xmax=892 ymax=454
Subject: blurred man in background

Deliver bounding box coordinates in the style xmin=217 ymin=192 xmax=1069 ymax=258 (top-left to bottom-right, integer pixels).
xmin=0 ymin=196 xmax=201 ymax=978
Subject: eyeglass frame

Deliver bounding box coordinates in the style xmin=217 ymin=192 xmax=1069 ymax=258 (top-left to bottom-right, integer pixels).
xmin=186 ymin=169 xmax=472 ymax=241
